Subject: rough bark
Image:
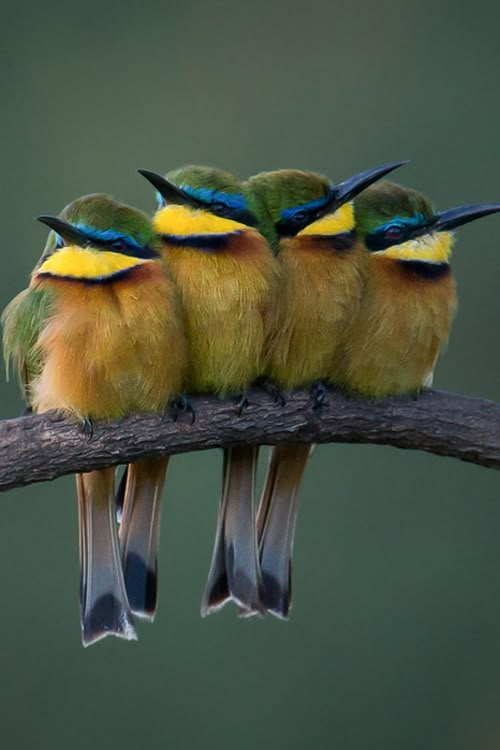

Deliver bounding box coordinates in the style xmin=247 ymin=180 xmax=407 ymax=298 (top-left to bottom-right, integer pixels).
xmin=0 ymin=387 xmax=498 ymax=492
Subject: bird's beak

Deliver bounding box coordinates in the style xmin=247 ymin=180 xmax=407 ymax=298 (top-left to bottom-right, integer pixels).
xmin=334 ymin=161 xmax=409 ymax=206
xmin=138 ymin=169 xmax=205 ymax=209
xmin=431 ymin=203 xmax=500 ymax=232
xmin=36 ymin=216 xmax=90 ymax=246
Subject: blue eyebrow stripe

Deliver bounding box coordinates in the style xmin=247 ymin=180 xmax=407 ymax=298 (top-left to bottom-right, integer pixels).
xmin=74 ymin=223 xmax=142 ymax=251
xmin=281 ymin=192 xmax=334 ymax=221
xmin=375 ymin=213 xmax=426 ymax=231
xmin=180 ymin=185 xmax=248 ymax=210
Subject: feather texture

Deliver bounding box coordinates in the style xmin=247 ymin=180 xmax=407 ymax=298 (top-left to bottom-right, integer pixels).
xmin=119 ymin=456 xmax=169 ymax=621
xmin=2 ymin=195 xmax=187 ymax=644
xmin=151 ymin=176 xmax=280 ymax=614
xmin=335 ymin=254 xmax=457 ymax=396
xmin=30 ymin=263 xmax=185 ymax=419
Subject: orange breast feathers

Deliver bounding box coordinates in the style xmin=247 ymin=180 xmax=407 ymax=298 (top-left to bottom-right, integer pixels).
xmin=264 ymin=238 xmax=368 ymax=389
xmin=159 ymin=229 xmax=281 ymax=395
xmin=337 ymin=255 xmax=457 ymax=397
xmin=30 ymin=263 xmax=187 ymax=419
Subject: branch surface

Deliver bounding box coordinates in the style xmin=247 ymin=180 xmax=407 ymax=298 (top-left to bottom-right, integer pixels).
xmin=0 ymin=387 xmax=499 ymax=492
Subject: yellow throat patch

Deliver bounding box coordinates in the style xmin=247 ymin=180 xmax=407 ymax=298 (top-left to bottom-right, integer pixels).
xmin=298 ymin=202 xmax=355 ymax=236
xmin=379 ymin=231 xmax=454 ymax=263
xmin=34 ymin=247 xmax=151 ymax=281
xmin=154 ymin=204 xmax=247 ymax=237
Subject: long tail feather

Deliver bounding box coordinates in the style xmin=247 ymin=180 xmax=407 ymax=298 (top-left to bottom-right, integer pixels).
xmin=199 ymin=450 xmax=231 ymax=615
xmin=77 ymin=469 xmax=137 ymax=647
xmin=202 ymin=446 xmax=263 ymax=616
xmin=115 ymin=466 xmax=128 ymax=524
xmin=118 ymin=456 xmax=169 ymax=621
xmin=256 ymin=444 xmax=312 ymax=619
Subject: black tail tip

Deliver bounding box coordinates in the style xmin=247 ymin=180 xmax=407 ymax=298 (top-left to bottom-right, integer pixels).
xmin=201 ymin=575 xmax=231 ymax=617
xmin=226 ymin=564 xmax=266 ymax=615
xmin=123 ymin=552 xmax=158 ymax=621
xmin=261 ymin=573 xmax=292 ymax=620
xmin=81 ymin=593 xmax=137 ymax=647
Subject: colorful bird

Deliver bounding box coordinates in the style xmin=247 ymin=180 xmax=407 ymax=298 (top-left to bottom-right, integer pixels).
xmin=2 ymin=194 xmax=186 ymax=645
xmin=244 ymin=162 xmax=405 ymax=619
xmin=335 ymin=181 xmax=500 ymax=396
xmin=139 ymin=166 xmax=280 ymax=616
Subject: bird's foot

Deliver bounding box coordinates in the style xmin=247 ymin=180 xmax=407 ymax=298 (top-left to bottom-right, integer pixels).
xmin=80 ymin=417 xmax=94 ymax=439
xmin=235 ymin=392 xmax=249 ymax=416
xmin=262 ymin=379 xmax=286 ymax=407
xmin=171 ymin=395 xmax=196 ymax=424
xmin=311 ymin=380 xmax=328 ymax=409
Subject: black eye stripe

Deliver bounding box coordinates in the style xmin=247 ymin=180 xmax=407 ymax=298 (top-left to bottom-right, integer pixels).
xmin=54 ymin=234 xmax=158 ymax=259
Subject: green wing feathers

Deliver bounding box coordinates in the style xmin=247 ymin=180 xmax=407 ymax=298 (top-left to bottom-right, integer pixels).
xmin=2 ymin=287 xmax=54 ymax=404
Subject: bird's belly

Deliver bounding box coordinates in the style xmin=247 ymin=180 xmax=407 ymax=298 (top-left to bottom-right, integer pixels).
xmin=266 ymin=250 xmax=363 ymax=389
xmin=183 ymin=298 xmax=265 ymax=394
xmin=340 ymin=268 xmax=456 ymax=397
xmin=166 ymin=248 xmax=277 ymax=395
xmin=32 ymin=272 xmax=184 ymax=419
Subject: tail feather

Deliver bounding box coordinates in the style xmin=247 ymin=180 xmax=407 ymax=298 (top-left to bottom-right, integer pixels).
xmin=202 ymin=446 xmax=263 ymax=616
xmin=77 ymin=469 xmax=137 ymax=647
xmin=115 ymin=466 xmax=128 ymax=524
xmin=118 ymin=456 xmax=169 ymax=621
xmin=200 ymin=449 xmax=230 ymax=615
xmin=256 ymin=444 xmax=312 ymax=619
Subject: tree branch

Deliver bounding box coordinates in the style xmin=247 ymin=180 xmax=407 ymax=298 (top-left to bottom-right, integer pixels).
xmin=0 ymin=387 xmax=498 ymax=492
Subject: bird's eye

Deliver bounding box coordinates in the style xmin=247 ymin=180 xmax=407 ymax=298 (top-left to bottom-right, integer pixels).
xmin=384 ymin=225 xmax=404 ymax=241
xmin=211 ymin=201 xmax=229 ymax=216
xmin=291 ymin=210 xmax=307 ymax=224
xmin=111 ymin=238 xmax=127 ymax=252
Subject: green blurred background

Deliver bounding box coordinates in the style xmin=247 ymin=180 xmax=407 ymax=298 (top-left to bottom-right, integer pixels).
xmin=2 ymin=1 xmax=500 ymax=748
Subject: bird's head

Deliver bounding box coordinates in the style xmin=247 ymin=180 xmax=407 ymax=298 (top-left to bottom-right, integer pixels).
xmin=140 ymin=165 xmax=261 ymax=250
xmin=246 ymin=162 xmax=406 ymax=253
xmin=355 ymin=181 xmax=500 ymax=263
xmin=34 ymin=194 xmax=159 ymax=283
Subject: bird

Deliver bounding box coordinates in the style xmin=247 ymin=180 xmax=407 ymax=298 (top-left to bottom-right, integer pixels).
xmin=244 ymin=161 xmax=406 ymax=619
xmin=139 ymin=165 xmax=280 ymax=616
xmin=2 ymin=194 xmax=186 ymax=645
xmin=334 ymin=180 xmax=500 ymax=397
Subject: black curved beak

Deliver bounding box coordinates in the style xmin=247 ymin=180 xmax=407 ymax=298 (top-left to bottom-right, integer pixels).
xmin=431 ymin=203 xmax=500 ymax=232
xmin=36 ymin=216 xmax=90 ymax=246
xmin=334 ymin=160 xmax=409 ymax=207
xmin=138 ymin=169 xmax=205 ymax=209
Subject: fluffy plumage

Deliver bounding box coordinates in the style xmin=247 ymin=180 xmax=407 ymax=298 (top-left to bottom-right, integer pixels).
xmin=2 ymin=194 xmax=186 ymax=644
xmin=155 ymin=206 xmax=279 ymax=394
xmin=246 ymin=165 xmax=405 ymax=618
xmin=144 ymin=165 xmax=280 ymax=616
xmin=30 ymin=260 xmax=182 ymax=419
xmin=334 ymin=181 xmax=458 ymax=395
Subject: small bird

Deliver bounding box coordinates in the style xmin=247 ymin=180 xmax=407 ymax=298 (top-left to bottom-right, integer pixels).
xmin=139 ymin=166 xmax=280 ymax=616
xmin=2 ymin=194 xmax=186 ymax=645
xmin=245 ymin=162 xmax=405 ymax=618
xmin=335 ymin=181 xmax=500 ymax=396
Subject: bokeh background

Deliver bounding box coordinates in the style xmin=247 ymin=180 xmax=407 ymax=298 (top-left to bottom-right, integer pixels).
xmin=2 ymin=1 xmax=500 ymax=748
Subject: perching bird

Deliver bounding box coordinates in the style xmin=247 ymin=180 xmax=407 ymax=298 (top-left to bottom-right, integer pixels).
xmin=2 ymin=194 xmax=186 ymax=645
xmin=139 ymin=166 xmax=280 ymax=616
xmin=244 ymin=162 xmax=405 ymax=619
xmin=334 ymin=181 xmax=500 ymax=396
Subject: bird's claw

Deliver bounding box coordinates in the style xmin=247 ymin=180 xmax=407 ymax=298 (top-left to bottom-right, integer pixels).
xmin=264 ymin=379 xmax=286 ymax=407
xmin=80 ymin=417 xmax=94 ymax=439
xmin=171 ymin=395 xmax=196 ymax=424
xmin=235 ymin=393 xmax=249 ymax=416
xmin=311 ymin=380 xmax=327 ymax=409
